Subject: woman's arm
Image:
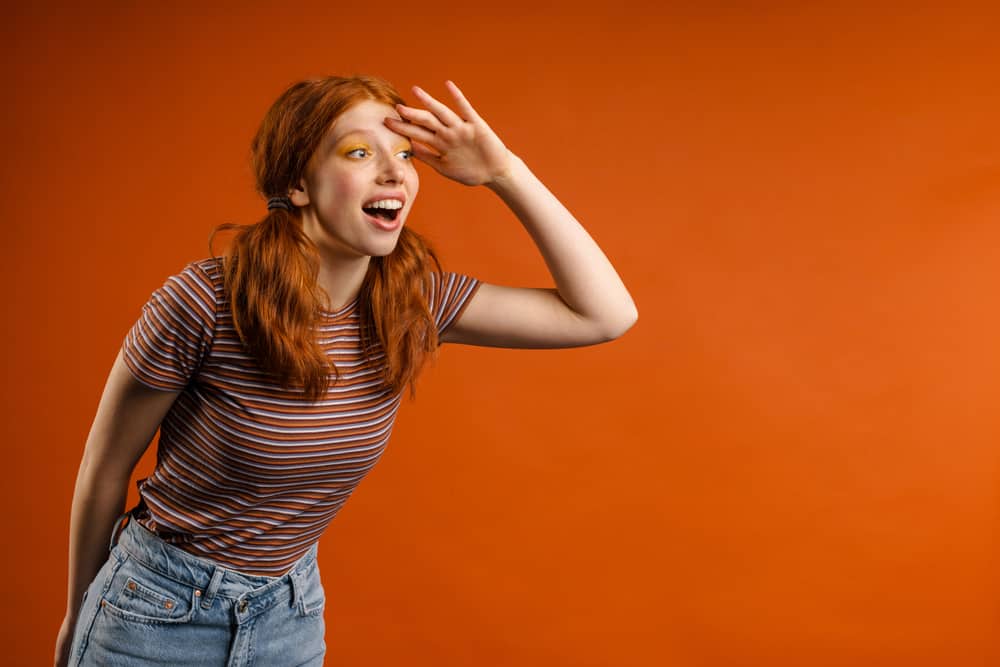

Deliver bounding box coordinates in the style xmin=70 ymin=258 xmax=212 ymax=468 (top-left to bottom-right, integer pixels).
xmin=446 ymin=153 xmax=636 ymax=347
xmin=56 ymin=350 xmax=179 ymax=664
xmin=387 ymin=81 xmax=638 ymax=349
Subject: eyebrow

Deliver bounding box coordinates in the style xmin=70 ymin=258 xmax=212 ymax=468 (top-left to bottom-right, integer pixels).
xmin=333 ymin=112 xmax=407 ymax=141
xmin=331 ymin=128 xmax=410 ymax=151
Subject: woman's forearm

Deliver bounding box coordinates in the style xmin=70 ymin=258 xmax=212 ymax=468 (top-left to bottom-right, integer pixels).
xmin=486 ymin=154 xmax=638 ymax=338
xmin=63 ymin=458 xmax=129 ymax=619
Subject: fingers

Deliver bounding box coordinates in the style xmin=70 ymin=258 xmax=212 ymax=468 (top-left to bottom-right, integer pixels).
xmin=409 ymin=140 xmax=443 ymax=164
xmin=385 ymin=115 xmax=439 ymax=149
xmin=411 ymin=85 xmax=464 ymax=127
xmin=394 ymin=104 xmax=442 ymax=133
xmin=443 ymin=80 xmax=480 ymax=122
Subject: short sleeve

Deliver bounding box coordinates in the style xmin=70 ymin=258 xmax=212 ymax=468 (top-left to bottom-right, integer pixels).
xmin=427 ymin=271 xmax=482 ymax=337
xmin=121 ymin=261 xmax=218 ymax=391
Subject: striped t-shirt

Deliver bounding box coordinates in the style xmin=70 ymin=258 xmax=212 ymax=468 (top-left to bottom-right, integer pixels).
xmin=121 ymin=257 xmax=480 ymax=576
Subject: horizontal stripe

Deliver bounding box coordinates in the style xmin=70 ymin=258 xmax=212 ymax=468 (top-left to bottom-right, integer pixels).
xmin=122 ymin=257 xmax=481 ymax=576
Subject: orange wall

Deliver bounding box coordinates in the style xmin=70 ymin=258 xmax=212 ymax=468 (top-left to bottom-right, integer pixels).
xmin=6 ymin=2 xmax=999 ymax=665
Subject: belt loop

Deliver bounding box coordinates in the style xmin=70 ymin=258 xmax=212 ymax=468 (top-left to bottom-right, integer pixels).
xmin=201 ymin=566 xmax=226 ymax=610
xmin=289 ymin=569 xmax=305 ymax=614
xmin=107 ymin=510 xmax=130 ymax=552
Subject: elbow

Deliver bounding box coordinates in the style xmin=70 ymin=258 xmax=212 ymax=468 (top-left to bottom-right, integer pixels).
xmin=597 ymin=305 xmax=638 ymax=342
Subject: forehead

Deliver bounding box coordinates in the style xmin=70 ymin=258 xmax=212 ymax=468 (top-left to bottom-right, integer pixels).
xmin=327 ymin=99 xmax=403 ymax=143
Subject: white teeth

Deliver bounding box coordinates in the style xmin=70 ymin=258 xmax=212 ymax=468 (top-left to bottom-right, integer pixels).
xmin=365 ymin=199 xmax=403 ymax=209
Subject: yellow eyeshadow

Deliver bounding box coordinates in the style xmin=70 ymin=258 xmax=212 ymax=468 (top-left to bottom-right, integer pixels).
xmin=340 ymin=143 xmax=369 ymax=155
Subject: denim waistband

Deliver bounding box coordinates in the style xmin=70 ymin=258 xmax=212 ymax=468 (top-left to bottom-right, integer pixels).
xmin=108 ymin=510 xmax=319 ymax=619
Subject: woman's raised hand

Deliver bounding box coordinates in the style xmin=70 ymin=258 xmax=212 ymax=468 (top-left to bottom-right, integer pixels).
xmin=386 ymin=81 xmax=513 ymax=187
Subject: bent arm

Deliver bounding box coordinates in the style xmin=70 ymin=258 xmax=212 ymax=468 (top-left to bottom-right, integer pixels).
xmin=491 ymin=154 xmax=637 ymax=336
xmin=390 ymin=82 xmax=637 ymax=349
xmin=63 ymin=349 xmax=181 ymax=621
xmin=442 ymin=154 xmax=638 ymax=347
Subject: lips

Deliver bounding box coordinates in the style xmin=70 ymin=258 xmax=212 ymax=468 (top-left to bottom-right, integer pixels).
xmin=361 ymin=195 xmax=405 ymax=230
xmin=362 ymin=195 xmax=405 ymax=205
xmin=364 ymin=212 xmax=402 ymax=231
xmin=361 ymin=195 xmax=405 ymax=223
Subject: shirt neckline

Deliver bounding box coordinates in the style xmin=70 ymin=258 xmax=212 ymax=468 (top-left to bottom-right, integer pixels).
xmin=320 ymin=296 xmax=359 ymax=319
xmin=206 ymin=256 xmax=358 ymax=320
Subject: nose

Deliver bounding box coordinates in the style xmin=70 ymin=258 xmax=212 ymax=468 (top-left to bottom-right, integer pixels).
xmin=376 ymin=153 xmax=406 ymax=185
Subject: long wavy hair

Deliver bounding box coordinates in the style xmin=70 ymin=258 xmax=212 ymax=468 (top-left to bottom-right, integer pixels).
xmin=210 ymin=75 xmax=442 ymax=402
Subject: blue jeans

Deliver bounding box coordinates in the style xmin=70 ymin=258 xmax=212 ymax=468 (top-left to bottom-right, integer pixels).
xmin=68 ymin=510 xmax=326 ymax=666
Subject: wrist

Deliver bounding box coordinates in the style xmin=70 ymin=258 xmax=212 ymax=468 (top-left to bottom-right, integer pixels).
xmin=485 ymin=152 xmax=525 ymax=196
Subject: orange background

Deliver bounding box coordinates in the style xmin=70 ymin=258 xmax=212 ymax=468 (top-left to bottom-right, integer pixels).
xmin=5 ymin=2 xmax=999 ymax=665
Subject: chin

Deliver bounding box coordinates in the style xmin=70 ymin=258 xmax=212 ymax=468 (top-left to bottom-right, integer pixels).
xmin=363 ymin=236 xmax=404 ymax=258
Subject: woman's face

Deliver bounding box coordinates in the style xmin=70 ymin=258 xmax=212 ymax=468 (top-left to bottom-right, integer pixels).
xmin=293 ymin=99 xmax=419 ymax=260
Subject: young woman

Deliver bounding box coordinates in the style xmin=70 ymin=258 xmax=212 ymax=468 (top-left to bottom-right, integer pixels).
xmin=55 ymin=75 xmax=637 ymax=666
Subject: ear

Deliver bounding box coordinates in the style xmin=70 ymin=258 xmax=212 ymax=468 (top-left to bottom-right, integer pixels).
xmin=289 ymin=179 xmax=310 ymax=208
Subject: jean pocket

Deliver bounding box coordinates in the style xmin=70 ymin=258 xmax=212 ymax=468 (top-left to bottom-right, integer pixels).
xmin=302 ymin=584 xmax=326 ymax=617
xmin=295 ymin=565 xmax=326 ymax=618
xmin=99 ymin=556 xmax=198 ymax=625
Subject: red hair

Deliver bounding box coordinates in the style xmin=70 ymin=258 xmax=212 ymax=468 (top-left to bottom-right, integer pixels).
xmin=211 ymin=75 xmax=442 ymax=401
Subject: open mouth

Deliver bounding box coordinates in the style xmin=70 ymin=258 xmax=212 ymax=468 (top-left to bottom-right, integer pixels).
xmin=362 ymin=198 xmax=404 ymax=223
xmin=362 ymin=206 xmax=400 ymax=222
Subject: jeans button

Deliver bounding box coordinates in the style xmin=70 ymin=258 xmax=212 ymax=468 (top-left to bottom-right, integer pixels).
xmin=238 ymin=599 xmax=248 ymax=613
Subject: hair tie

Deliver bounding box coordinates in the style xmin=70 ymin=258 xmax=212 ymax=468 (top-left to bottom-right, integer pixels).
xmin=267 ymin=196 xmax=293 ymax=212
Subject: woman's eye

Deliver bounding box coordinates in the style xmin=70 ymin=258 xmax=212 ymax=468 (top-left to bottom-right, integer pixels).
xmin=398 ymin=150 xmax=414 ymax=160
xmin=347 ymin=148 xmax=369 ymax=158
